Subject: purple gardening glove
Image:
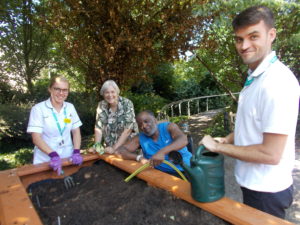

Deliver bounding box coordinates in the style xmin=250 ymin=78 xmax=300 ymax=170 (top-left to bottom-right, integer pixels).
xmin=71 ymin=149 xmax=83 ymax=165
xmin=48 ymin=151 xmax=62 ymax=175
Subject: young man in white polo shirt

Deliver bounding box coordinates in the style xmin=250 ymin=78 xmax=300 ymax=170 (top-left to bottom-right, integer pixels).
xmin=200 ymin=6 xmax=299 ymax=218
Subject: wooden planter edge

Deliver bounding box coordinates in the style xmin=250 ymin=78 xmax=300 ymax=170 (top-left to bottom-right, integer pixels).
xmin=0 ymin=153 xmax=294 ymax=225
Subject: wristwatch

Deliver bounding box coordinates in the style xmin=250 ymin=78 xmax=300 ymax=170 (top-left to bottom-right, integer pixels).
xmin=136 ymin=155 xmax=143 ymax=162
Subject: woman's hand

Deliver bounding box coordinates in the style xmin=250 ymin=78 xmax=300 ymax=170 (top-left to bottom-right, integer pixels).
xmin=105 ymin=146 xmax=115 ymax=154
xmin=87 ymin=147 xmax=96 ymax=154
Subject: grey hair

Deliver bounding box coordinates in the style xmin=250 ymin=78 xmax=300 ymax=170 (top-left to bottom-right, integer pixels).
xmin=100 ymin=80 xmax=120 ymax=96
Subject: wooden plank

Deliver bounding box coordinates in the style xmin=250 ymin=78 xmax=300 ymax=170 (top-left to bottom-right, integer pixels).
xmin=17 ymin=154 xmax=99 ymax=177
xmin=0 ymin=154 xmax=100 ymax=225
xmin=0 ymin=170 xmax=42 ymax=225
xmin=19 ymin=155 xmax=99 ymax=189
xmin=99 ymin=154 xmax=295 ymax=225
xmin=0 ymin=153 xmax=295 ymax=225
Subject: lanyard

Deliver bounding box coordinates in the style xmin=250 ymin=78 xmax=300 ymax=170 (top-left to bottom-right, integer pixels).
xmin=244 ymin=55 xmax=278 ymax=87
xmin=52 ymin=107 xmax=67 ymax=136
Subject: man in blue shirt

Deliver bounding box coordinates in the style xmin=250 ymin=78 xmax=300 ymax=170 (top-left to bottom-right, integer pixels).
xmin=116 ymin=110 xmax=192 ymax=175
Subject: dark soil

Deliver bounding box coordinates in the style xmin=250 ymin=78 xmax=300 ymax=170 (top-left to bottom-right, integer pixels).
xmin=28 ymin=160 xmax=230 ymax=225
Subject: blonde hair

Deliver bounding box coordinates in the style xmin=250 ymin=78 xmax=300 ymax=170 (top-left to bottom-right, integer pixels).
xmin=49 ymin=76 xmax=70 ymax=89
xmin=100 ymin=80 xmax=120 ymax=96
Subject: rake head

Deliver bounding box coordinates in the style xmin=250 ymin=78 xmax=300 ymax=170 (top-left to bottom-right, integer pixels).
xmin=64 ymin=176 xmax=75 ymax=190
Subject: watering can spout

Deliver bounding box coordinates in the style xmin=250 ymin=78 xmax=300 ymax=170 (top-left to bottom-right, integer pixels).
xmin=181 ymin=161 xmax=202 ymax=181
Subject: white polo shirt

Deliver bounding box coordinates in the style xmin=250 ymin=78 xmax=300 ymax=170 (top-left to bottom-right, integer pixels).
xmin=234 ymin=51 xmax=300 ymax=192
xmin=27 ymin=98 xmax=82 ymax=164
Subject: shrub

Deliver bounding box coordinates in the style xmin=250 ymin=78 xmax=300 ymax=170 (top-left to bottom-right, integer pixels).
xmin=14 ymin=148 xmax=33 ymax=166
xmin=0 ymin=104 xmax=31 ymax=141
xmin=0 ymin=159 xmax=13 ymax=170
xmin=202 ymin=111 xmax=231 ymax=137
xmin=0 ymin=148 xmax=33 ymax=171
xmin=169 ymin=116 xmax=189 ymax=124
xmin=123 ymin=91 xmax=168 ymax=116
xmin=67 ymin=91 xmax=97 ymax=137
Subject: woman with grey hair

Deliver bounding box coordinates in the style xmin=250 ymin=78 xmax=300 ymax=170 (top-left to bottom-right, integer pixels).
xmin=90 ymin=80 xmax=138 ymax=154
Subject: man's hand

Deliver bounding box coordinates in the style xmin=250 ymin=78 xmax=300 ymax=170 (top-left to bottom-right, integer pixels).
xmin=140 ymin=157 xmax=149 ymax=165
xmin=150 ymin=151 xmax=165 ymax=167
xmin=213 ymin=137 xmax=227 ymax=144
xmin=199 ymin=135 xmax=219 ymax=152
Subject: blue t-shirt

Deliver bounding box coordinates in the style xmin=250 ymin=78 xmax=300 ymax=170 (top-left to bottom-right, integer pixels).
xmin=139 ymin=122 xmax=192 ymax=172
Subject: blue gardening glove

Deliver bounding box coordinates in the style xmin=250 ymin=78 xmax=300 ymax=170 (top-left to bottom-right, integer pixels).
xmin=48 ymin=151 xmax=62 ymax=175
xmin=71 ymin=149 xmax=83 ymax=165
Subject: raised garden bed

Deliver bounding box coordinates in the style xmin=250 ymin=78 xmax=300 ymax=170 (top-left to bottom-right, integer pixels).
xmin=29 ymin=160 xmax=229 ymax=225
xmin=0 ymin=154 xmax=295 ymax=225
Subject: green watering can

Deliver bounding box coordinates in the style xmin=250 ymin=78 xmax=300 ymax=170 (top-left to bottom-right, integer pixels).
xmin=169 ymin=145 xmax=225 ymax=203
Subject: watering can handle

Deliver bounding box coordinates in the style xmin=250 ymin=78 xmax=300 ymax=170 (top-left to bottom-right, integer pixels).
xmin=195 ymin=145 xmax=206 ymax=159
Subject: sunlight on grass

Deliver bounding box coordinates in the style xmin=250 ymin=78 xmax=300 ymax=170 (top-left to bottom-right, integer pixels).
xmin=0 ymin=148 xmax=33 ymax=171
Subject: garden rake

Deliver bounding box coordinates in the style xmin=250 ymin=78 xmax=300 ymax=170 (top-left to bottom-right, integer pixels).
xmin=63 ymin=175 xmax=76 ymax=190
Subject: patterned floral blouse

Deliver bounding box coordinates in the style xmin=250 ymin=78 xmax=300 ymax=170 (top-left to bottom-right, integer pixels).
xmin=95 ymin=96 xmax=138 ymax=147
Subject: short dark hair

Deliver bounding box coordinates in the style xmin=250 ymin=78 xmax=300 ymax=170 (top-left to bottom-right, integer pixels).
xmin=136 ymin=110 xmax=155 ymax=119
xmin=232 ymin=6 xmax=274 ymax=31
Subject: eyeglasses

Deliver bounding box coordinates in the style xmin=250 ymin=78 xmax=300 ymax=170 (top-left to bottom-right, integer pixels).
xmin=53 ymin=87 xmax=69 ymax=93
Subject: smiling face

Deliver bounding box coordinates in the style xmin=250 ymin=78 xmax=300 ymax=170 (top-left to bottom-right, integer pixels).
xmin=103 ymin=85 xmax=119 ymax=106
xmin=234 ymin=20 xmax=276 ymax=70
xmin=136 ymin=112 xmax=158 ymax=137
xmin=49 ymin=79 xmax=69 ymax=107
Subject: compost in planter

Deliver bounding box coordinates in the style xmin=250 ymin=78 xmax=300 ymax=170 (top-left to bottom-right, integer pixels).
xmin=28 ymin=160 xmax=230 ymax=225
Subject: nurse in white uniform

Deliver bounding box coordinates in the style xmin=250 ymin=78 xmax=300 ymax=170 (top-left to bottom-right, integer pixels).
xmin=27 ymin=76 xmax=83 ymax=174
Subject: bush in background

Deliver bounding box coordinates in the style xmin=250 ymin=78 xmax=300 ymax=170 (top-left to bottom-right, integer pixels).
xmin=67 ymin=91 xmax=97 ymax=137
xmin=0 ymin=104 xmax=31 ymax=141
xmin=0 ymin=147 xmax=33 ymax=171
xmin=123 ymin=91 xmax=167 ymax=116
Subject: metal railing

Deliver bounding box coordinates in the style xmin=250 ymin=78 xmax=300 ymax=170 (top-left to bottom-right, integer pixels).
xmin=158 ymin=92 xmax=239 ymax=120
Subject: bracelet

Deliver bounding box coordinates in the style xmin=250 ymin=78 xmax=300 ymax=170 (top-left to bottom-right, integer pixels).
xmin=136 ymin=155 xmax=143 ymax=162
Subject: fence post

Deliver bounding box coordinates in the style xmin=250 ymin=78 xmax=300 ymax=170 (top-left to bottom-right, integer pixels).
xmin=179 ymin=103 xmax=182 ymax=116
xmin=206 ymin=98 xmax=209 ymax=111
xmin=159 ymin=93 xmax=239 ymax=119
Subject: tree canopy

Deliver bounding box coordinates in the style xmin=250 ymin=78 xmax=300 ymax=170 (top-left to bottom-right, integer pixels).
xmin=0 ymin=0 xmax=299 ymax=98
xmin=45 ymin=0 xmax=209 ymax=92
xmin=0 ymin=0 xmax=53 ymax=93
xmin=193 ymin=0 xmax=300 ymax=97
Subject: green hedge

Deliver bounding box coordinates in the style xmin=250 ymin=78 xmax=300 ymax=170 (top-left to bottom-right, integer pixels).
xmin=123 ymin=91 xmax=168 ymax=116
xmin=0 ymin=148 xmax=33 ymax=170
xmin=0 ymin=104 xmax=31 ymax=141
xmin=0 ymin=91 xmax=167 ymax=142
